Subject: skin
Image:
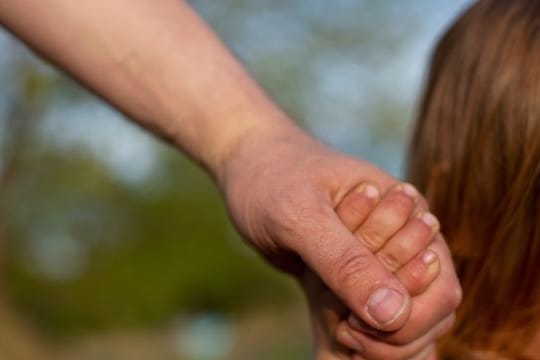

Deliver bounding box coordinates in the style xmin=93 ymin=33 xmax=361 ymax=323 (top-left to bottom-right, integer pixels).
xmin=305 ymin=183 xmax=455 ymax=359
xmin=0 ymin=0 xmax=461 ymax=358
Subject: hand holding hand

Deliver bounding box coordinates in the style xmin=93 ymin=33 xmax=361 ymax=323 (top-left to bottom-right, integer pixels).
xmin=301 ymin=181 xmax=458 ymax=359
xmin=219 ymin=124 xmax=461 ymax=344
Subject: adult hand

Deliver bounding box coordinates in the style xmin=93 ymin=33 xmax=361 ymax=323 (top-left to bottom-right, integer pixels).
xmin=219 ymin=123 xmax=461 ymax=337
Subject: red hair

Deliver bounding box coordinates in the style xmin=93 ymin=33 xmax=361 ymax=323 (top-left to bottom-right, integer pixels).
xmin=408 ymin=0 xmax=540 ymax=357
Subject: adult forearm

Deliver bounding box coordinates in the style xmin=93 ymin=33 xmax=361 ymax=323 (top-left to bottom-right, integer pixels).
xmin=0 ymin=0 xmax=295 ymax=178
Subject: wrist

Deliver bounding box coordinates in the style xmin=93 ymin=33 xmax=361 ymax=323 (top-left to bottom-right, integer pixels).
xmin=211 ymin=111 xmax=305 ymax=189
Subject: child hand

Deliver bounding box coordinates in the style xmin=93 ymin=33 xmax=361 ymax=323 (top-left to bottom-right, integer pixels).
xmin=301 ymin=182 xmax=455 ymax=359
xmin=335 ymin=182 xmax=441 ymax=299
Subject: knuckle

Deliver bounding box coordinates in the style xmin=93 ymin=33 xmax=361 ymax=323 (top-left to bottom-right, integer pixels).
xmin=333 ymin=247 xmax=374 ymax=290
xmin=348 ymin=201 xmax=368 ymax=221
xmin=377 ymin=211 xmax=407 ymax=231
xmin=385 ymin=193 xmax=415 ymax=216
xmin=409 ymin=220 xmax=434 ymax=243
xmin=357 ymin=228 xmax=384 ymax=251
xmin=397 ymin=267 xmax=425 ymax=297
xmin=403 ymin=264 xmax=421 ymax=282
xmin=377 ymin=251 xmax=402 ymax=272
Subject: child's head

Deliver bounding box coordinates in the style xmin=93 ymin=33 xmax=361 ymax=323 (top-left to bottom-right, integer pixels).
xmin=408 ymin=0 xmax=540 ymax=357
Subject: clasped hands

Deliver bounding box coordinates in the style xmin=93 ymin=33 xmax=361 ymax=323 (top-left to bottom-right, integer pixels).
xmin=219 ymin=124 xmax=461 ymax=360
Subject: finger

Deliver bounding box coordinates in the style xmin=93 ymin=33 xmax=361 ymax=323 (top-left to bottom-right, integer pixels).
xmin=349 ymin=346 xmax=437 ymax=360
xmin=294 ymin=203 xmax=412 ymax=332
xmin=335 ymin=182 xmax=381 ymax=231
xmin=338 ymin=313 xmax=455 ymax=360
xmin=300 ymin=271 xmax=354 ymax=360
xmin=375 ymin=211 xmax=439 ymax=272
xmin=395 ymin=249 xmax=440 ymax=296
xmin=354 ymin=184 xmax=418 ymax=252
xmin=300 ymin=271 xmax=361 ymax=360
xmin=347 ymin=235 xmax=461 ymax=345
xmin=387 ymin=234 xmax=461 ymax=344
xmin=336 ymin=182 xmax=439 ymax=296
xmin=409 ymin=343 xmax=438 ymax=360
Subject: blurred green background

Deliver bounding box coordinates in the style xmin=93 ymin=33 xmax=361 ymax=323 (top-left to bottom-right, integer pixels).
xmin=0 ymin=1 xmax=470 ymax=359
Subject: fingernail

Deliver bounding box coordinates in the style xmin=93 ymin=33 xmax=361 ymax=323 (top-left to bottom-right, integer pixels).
xmin=337 ymin=329 xmax=364 ymax=352
xmin=367 ymin=288 xmax=407 ymax=326
xmin=359 ymin=183 xmax=379 ymax=199
xmin=422 ymin=250 xmax=440 ymax=276
xmin=363 ymin=184 xmax=380 ymax=199
xmin=402 ymin=183 xmax=418 ymax=198
xmin=422 ymin=250 xmax=437 ymax=265
xmin=419 ymin=212 xmax=439 ymax=231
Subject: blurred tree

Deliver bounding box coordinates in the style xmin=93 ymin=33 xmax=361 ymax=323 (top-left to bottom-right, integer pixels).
xmin=0 ymin=43 xmax=299 ymax=340
xmin=0 ymin=54 xmax=56 ymax=359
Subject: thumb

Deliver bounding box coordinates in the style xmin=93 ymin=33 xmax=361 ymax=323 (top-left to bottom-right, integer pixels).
xmin=295 ymin=207 xmax=412 ymax=332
